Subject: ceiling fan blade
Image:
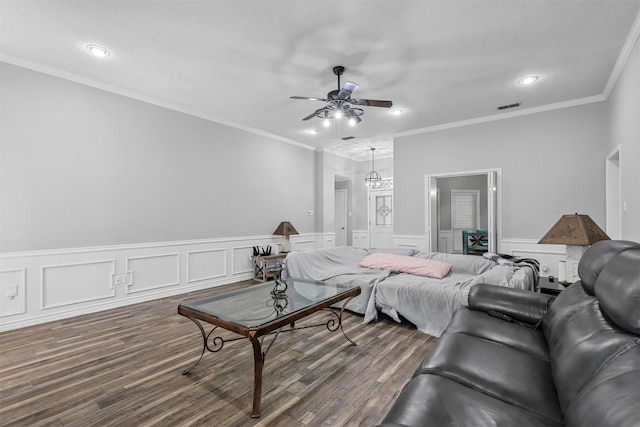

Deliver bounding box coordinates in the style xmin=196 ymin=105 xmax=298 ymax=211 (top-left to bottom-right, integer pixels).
xmin=350 ymin=98 xmax=393 ymax=108
xmin=290 ymin=96 xmax=328 ymax=102
xmin=302 ymin=108 xmax=326 ymax=121
xmin=337 ymin=81 xmax=359 ymax=99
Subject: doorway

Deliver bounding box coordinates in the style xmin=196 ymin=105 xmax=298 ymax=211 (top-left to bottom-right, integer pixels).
xmin=425 ymin=169 xmax=500 ymax=253
xmin=335 ymin=189 xmax=348 ymax=246
xmin=606 ymin=146 xmax=621 ymax=239
xmin=369 ymin=187 xmax=394 ymax=248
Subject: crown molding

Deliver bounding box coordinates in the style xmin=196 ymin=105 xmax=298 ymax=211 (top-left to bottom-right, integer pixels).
xmin=603 ymin=9 xmax=640 ymax=98
xmin=0 ymin=55 xmax=314 ymax=152
xmin=393 ymin=95 xmax=606 ymax=138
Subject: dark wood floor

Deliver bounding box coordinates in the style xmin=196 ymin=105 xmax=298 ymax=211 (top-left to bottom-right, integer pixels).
xmin=0 ymin=280 xmax=436 ymax=427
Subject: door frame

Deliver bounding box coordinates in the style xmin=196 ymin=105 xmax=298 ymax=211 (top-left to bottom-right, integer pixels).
xmin=334 ymin=188 xmax=348 ymax=246
xmin=425 ymin=168 xmax=501 ymax=253
xmin=606 ymin=146 xmax=622 ymax=239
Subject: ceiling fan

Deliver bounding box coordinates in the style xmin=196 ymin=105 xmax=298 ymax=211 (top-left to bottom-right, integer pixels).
xmin=290 ymin=65 xmax=393 ymax=125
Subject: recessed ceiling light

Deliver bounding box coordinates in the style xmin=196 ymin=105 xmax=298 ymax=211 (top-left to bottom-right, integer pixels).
xmin=86 ymin=44 xmax=110 ymax=58
xmin=517 ymin=75 xmax=539 ymax=86
xmin=391 ymin=107 xmax=405 ymax=116
xmin=305 ymin=129 xmax=318 ymax=135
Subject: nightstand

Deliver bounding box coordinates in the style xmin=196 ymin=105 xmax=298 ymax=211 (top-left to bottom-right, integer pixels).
xmin=252 ymin=253 xmax=287 ymax=282
xmin=537 ymin=276 xmax=567 ymax=296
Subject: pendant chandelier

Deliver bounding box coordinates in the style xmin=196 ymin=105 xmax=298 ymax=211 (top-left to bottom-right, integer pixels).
xmin=364 ymin=147 xmax=382 ymax=186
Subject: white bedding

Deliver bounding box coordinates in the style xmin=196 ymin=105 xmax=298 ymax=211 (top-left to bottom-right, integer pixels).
xmin=285 ymin=247 xmax=535 ymax=337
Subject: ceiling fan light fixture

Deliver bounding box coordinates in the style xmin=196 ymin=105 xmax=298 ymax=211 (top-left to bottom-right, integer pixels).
xmin=334 ymin=110 xmax=343 ymax=119
xmin=323 ymin=118 xmax=331 ymax=127
xmin=391 ymin=107 xmax=405 ymax=115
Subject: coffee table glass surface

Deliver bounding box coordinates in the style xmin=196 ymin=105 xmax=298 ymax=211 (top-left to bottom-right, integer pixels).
xmin=180 ymin=277 xmax=356 ymax=329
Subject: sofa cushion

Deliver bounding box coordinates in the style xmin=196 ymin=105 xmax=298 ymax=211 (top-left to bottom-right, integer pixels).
xmin=542 ymin=280 xmax=638 ymax=414
xmin=577 ymin=240 xmax=640 ymax=294
xmin=415 ymin=251 xmax=496 ymax=275
xmin=379 ymin=374 xmax=563 ymax=427
xmin=413 ymin=332 xmax=562 ymax=423
xmin=563 ymin=343 xmax=640 ymax=427
xmin=594 ymin=248 xmax=640 ymax=334
xmin=445 ymin=307 xmax=550 ymax=361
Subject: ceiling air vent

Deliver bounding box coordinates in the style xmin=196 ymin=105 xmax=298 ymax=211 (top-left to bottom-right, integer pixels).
xmin=497 ymin=102 xmax=521 ymax=111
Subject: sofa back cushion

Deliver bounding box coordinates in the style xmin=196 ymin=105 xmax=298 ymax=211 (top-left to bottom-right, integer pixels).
xmin=577 ymin=240 xmax=640 ymax=294
xmin=542 ymin=246 xmax=640 ymax=416
xmin=563 ymin=344 xmax=640 ymax=427
xmin=414 ymin=251 xmax=496 ymax=275
xmin=594 ymin=249 xmax=640 ymax=334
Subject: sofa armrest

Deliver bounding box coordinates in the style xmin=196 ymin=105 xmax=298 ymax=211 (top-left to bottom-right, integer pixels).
xmin=468 ymin=284 xmax=554 ymax=325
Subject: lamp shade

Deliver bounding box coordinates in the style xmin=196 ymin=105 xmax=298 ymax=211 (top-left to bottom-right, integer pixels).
xmin=538 ymin=214 xmax=610 ymax=245
xmin=273 ymin=221 xmax=299 ymax=236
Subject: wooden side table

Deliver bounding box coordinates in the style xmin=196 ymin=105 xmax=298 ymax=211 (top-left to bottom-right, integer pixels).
xmin=537 ymin=276 xmax=567 ymax=296
xmin=252 ymin=253 xmax=286 ymax=282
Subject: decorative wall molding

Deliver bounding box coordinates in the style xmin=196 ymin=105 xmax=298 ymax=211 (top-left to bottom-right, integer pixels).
xmin=500 ymin=238 xmax=566 ymax=277
xmin=0 ymin=233 xmax=323 ymax=331
xmin=352 ymin=229 xmax=369 ymax=248
xmin=125 ymin=253 xmax=180 ymax=294
xmin=187 ymin=248 xmax=227 ymax=283
xmin=0 ymin=268 xmax=26 ymax=317
xmin=392 ymin=235 xmax=428 ymax=251
xmin=41 ymin=259 xmax=116 ymax=309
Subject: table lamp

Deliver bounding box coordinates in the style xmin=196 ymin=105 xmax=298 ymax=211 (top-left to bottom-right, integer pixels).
xmin=273 ymin=221 xmax=299 ymax=253
xmin=538 ymin=213 xmax=610 ymax=283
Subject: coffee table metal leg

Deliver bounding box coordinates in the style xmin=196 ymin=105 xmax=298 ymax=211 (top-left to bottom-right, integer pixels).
xmin=181 ymin=316 xmax=227 ymax=375
xmin=250 ymin=334 xmax=263 ymax=418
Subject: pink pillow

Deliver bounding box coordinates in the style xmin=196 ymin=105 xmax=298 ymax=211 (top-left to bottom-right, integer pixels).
xmin=360 ymin=253 xmax=452 ymax=279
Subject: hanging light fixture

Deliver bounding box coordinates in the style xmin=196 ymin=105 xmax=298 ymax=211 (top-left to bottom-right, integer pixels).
xmin=364 ymin=147 xmax=382 ymax=186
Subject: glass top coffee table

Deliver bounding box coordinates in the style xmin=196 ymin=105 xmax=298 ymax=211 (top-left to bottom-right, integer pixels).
xmin=177 ymin=277 xmax=361 ymax=418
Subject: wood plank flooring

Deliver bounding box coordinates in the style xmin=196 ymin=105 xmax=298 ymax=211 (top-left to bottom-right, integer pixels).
xmin=0 ymin=280 xmax=436 ymax=427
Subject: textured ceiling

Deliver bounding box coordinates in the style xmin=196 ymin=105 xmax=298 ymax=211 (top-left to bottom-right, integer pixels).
xmin=1 ymin=1 xmax=639 ymax=161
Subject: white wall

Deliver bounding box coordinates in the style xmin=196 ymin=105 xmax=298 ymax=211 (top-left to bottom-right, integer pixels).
xmin=0 ymin=62 xmax=316 ymax=252
xmin=394 ymin=101 xmax=609 ymax=241
xmin=607 ymin=32 xmax=640 ymax=241
xmin=0 ymin=62 xmax=319 ymax=329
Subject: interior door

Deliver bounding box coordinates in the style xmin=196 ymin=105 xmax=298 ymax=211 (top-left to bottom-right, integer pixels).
xmin=335 ymin=189 xmax=347 ymax=246
xmin=451 ymin=190 xmax=479 ymax=253
xmin=369 ymin=189 xmax=393 ymax=248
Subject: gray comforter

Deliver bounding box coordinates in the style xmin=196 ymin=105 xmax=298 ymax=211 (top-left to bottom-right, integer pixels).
xmin=284 ymin=247 xmax=535 ymax=337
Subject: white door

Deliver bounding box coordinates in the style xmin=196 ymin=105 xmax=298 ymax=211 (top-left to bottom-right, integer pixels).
xmin=335 ymin=189 xmax=347 ymax=246
xmin=369 ymin=189 xmax=393 ymax=248
xmin=451 ymin=190 xmax=480 ymax=253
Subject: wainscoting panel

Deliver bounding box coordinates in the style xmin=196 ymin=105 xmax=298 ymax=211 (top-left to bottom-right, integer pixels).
xmin=500 ymin=239 xmax=566 ymax=277
xmin=41 ymin=260 xmax=116 ymax=309
xmin=392 ymin=235 xmax=428 ymax=252
xmin=352 ymin=230 xmax=369 ymax=248
xmin=0 ymin=233 xmax=323 ymax=331
xmin=125 ymin=253 xmax=180 ymax=294
xmin=232 ymin=246 xmax=254 ymax=276
xmin=0 ymin=269 xmax=26 ymax=317
xmin=291 ymin=237 xmax=316 ymax=252
xmin=187 ymin=249 xmax=226 ymax=283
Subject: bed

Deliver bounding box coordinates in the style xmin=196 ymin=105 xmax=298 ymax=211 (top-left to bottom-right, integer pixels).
xmin=284 ymin=246 xmax=536 ymax=337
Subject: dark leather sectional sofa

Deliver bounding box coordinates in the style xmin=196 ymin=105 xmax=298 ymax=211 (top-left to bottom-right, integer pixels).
xmin=378 ymin=240 xmax=640 ymax=427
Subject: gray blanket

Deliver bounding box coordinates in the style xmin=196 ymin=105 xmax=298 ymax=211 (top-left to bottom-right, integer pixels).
xmin=284 ymin=246 xmax=392 ymax=314
xmin=285 ymin=247 xmax=534 ymax=337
